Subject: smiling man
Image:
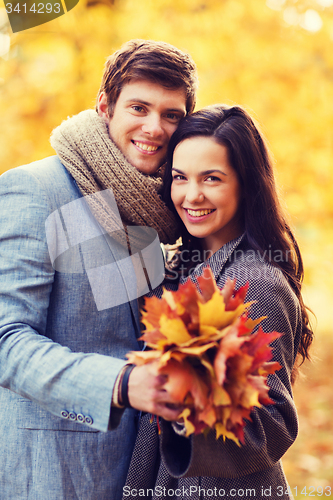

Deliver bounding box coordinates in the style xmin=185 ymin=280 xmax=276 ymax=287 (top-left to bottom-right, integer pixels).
xmin=0 ymin=40 xmax=197 ymax=500
xmin=99 ymin=80 xmax=187 ymax=174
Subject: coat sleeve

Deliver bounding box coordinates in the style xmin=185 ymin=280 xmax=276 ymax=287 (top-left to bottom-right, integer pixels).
xmin=0 ymin=167 xmax=127 ymax=432
xmin=159 ymin=263 xmax=301 ymax=478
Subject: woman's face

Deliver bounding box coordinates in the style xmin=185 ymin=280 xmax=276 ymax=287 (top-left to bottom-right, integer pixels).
xmin=171 ymin=136 xmax=243 ymax=254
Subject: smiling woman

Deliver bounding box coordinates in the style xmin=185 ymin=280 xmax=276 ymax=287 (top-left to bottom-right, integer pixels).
xmin=171 ymin=136 xmax=243 ymax=254
xmin=122 ymin=104 xmax=314 ymax=500
xmin=162 ymin=105 xmax=312 ymax=366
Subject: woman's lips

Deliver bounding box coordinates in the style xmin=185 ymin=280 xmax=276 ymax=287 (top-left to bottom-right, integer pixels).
xmin=183 ymin=208 xmax=216 ymax=222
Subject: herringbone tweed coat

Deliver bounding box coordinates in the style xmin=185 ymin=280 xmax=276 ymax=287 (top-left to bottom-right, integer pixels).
xmin=123 ymin=235 xmax=300 ymax=500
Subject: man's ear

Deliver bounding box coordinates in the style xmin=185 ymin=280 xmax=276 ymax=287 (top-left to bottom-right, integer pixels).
xmin=97 ymin=93 xmax=109 ymax=121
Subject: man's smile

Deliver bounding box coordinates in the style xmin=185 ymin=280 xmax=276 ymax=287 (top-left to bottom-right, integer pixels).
xmin=132 ymin=141 xmax=161 ymax=153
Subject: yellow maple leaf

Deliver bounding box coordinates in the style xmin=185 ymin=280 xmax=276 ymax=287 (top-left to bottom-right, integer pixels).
xmin=239 ymin=383 xmax=261 ymax=408
xmin=198 ymin=293 xmax=251 ymax=334
xmin=159 ymin=315 xmax=192 ymax=345
xmin=198 ymin=290 xmax=226 ymax=328
xmin=212 ymin=382 xmax=232 ymax=406
xmin=215 ymin=422 xmax=240 ymax=446
xmin=175 ymin=342 xmax=217 ymax=357
xmin=198 ymin=324 xmax=220 ymax=338
xmin=179 ymin=408 xmax=196 ymax=437
xmin=244 ymin=316 xmax=267 ymax=333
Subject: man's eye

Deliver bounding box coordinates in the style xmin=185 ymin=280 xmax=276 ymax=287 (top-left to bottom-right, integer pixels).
xmin=166 ymin=113 xmax=181 ymax=122
xmin=132 ymin=105 xmax=145 ymax=113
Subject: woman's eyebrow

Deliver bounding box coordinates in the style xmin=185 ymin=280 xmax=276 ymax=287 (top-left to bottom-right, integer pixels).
xmin=201 ymin=169 xmax=227 ymax=176
xmin=172 ymin=168 xmax=227 ymax=176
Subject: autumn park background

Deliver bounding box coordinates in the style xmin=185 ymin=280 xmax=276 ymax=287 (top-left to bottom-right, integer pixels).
xmin=0 ymin=0 xmax=333 ymax=493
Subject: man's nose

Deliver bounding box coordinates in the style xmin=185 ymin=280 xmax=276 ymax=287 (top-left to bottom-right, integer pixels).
xmin=141 ymin=114 xmax=164 ymax=137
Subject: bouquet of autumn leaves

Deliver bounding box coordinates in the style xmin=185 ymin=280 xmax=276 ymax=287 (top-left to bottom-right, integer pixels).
xmin=127 ymin=267 xmax=282 ymax=445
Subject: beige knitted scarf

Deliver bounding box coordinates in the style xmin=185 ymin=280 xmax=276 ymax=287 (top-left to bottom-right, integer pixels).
xmin=50 ymin=109 xmax=179 ymax=245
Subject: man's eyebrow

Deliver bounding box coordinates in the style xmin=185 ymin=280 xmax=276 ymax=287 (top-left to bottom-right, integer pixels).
xmin=172 ymin=168 xmax=227 ymax=176
xmin=125 ymin=98 xmax=151 ymax=106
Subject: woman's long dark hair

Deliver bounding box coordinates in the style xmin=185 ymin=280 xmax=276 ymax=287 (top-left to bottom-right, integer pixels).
xmin=162 ymin=104 xmax=313 ymax=366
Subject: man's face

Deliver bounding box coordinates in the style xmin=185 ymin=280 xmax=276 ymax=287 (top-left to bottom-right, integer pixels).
xmin=98 ymin=80 xmax=187 ymax=175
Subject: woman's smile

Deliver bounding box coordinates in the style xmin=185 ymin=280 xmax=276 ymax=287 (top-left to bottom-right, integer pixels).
xmin=183 ymin=208 xmax=216 ymax=221
xmin=185 ymin=208 xmax=215 ymax=216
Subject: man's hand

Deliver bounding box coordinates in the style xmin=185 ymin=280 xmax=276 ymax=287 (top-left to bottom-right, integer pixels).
xmin=127 ymin=363 xmax=183 ymax=421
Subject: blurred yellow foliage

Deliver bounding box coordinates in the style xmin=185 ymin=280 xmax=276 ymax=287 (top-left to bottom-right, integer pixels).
xmin=1 ymin=0 xmax=333 ymax=488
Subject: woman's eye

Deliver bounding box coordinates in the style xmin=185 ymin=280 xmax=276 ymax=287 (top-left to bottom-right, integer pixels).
xmin=172 ymin=174 xmax=186 ymax=181
xmin=206 ymin=175 xmax=221 ymax=182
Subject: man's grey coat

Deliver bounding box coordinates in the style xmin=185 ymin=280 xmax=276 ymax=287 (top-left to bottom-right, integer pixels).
xmin=0 ymin=156 xmax=144 ymax=499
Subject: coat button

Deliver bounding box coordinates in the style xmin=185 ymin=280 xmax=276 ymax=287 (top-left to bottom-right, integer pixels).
xmin=61 ymin=410 xmax=69 ymax=419
xmin=77 ymin=413 xmax=85 ymax=423
xmin=85 ymin=415 xmax=93 ymax=425
xmin=69 ymin=412 xmax=77 ymax=421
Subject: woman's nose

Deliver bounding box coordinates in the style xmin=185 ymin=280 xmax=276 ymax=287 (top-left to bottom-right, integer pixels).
xmin=185 ymin=183 xmax=204 ymax=204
